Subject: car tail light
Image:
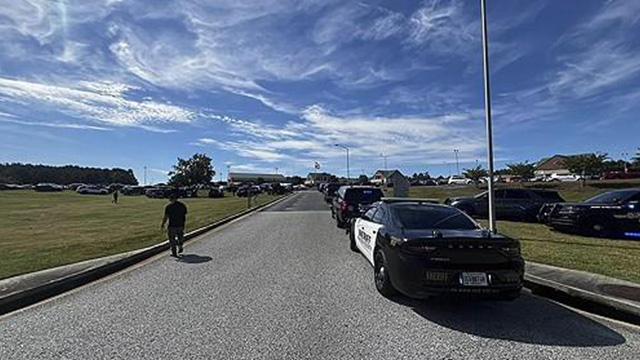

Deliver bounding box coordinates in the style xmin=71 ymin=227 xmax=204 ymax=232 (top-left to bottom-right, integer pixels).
xmin=341 ymin=201 xmax=349 ymax=212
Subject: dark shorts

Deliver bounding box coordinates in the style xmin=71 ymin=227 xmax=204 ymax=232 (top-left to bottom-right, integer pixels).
xmin=167 ymin=227 xmax=184 ymax=253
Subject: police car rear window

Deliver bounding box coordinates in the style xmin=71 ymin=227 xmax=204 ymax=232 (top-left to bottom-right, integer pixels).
xmin=392 ymin=205 xmax=478 ymax=230
xmin=344 ymin=188 xmax=383 ymax=203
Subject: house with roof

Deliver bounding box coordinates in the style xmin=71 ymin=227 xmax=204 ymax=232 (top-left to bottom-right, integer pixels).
xmin=534 ymin=154 xmax=585 ymax=177
xmin=305 ymin=172 xmax=333 ymax=186
xmin=370 ymin=169 xmax=408 ymax=187
xmin=228 ymin=172 xmax=286 ymax=185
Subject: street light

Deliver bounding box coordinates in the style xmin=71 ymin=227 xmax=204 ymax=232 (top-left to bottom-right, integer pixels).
xmin=380 ymin=153 xmax=388 ymax=170
xmin=481 ymin=0 xmax=497 ymax=233
xmin=453 ymin=149 xmax=460 ymax=176
xmin=622 ymin=152 xmax=629 ymax=173
xmin=335 ymin=144 xmax=350 ymax=184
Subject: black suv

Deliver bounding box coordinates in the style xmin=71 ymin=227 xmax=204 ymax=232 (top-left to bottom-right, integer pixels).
xmin=539 ymin=189 xmax=640 ymax=238
xmin=331 ymin=186 xmax=384 ymax=228
xmin=445 ymin=188 xmax=564 ymax=222
xmin=323 ymin=183 xmax=342 ymax=204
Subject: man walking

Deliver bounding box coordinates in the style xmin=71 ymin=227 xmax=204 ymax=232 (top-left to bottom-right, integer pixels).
xmin=161 ymin=193 xmax=188 ymax=257
xmin=112 ymin=190 xmax=119 ymax=204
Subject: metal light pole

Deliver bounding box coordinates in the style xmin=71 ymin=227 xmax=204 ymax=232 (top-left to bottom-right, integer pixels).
xmin=622 ymin=152 xmax=629 ymax=173
xmin=454 ymin=149 xmax=460 ymax=175
xmin=481 ymin=0 xmax=497 ymax=233
xmin=143 ymin=166 xmax=147 ymax=186
xmin=380 ymin=153 xmax=388 ymax=170
xmin=335 ymin=144 xmax=350 ymax=184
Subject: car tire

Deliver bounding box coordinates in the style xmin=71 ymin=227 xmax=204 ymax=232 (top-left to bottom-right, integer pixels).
xmin=336 ymin=215 xmax=346 ymax=229
xmin=349 ymin=223 xmax=358 ymax=252
xmin=374 ymin=249 xmax=397 ymax=297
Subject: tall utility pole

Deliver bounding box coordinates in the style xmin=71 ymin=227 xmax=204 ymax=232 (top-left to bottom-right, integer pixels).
xmin=143 ymin=166 xmax=147 ymax=186
xmin=226 ymin=164 xmax=231 ymax=184
xmin=380 ymin=153 xmax=388 ymax=170
xmin=453 ymin=149 xmax=460 ymax=175
xmin=335 ymin=144 xmax=350 ymax=184
xmin=622 ymin=152 xmax=629 ymax=173
xmin=275 ymin=167 xmax=279 ymax=175
xmin=481 ymin=0 xmax=497 ymax=233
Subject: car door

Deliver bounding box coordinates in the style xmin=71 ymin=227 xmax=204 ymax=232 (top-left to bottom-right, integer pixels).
xmin=357 ymin=205 xmax=385 ymax=265
xmin=500 ymin=189 xmax=531 ymax=219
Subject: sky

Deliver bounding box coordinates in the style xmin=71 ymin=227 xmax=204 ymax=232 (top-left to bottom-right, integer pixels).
xmin=1 ymin=0 xmax=640 ymax=183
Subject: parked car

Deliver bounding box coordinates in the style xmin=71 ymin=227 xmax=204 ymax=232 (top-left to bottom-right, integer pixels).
xmin=545 ymin=173 xmax=582 ymax=182
xmin=121 ymin=185 xmax=146 ymax=196
xmin=77 ymin=185 xmax=109 ymax=195
xmin=331 ymin=186 xmax=384 ymax=228
xmin=539 ymin=189 xmax=640 ymax=239
xmin=349 ymin=198 xmax=523 ymax=300
xmin=34 ymin=183 xmax=64 ymax=192
xmin=146 ymin=187 xmax=170 ymax=198
xmin=323 ymin=183 xmax=342 ymax=204
xmin=448 ymin=176 xmax=473 ymax=185
xmin=445 ymin=188 xmax=565 ymax=222
xmin=601 ymin=171 xmax=640 ymax=180
xmin=208 ymin=188 xmax=225 ymax=198
xmin=236 ymin=186 xmax=256 ymax=197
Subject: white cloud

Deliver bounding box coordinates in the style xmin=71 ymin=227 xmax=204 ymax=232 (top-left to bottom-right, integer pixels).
xmin=0 ymin=77 xmax=194 ymax=130
xmin=0 ymin=117 xmax=112 ymax=131
xmin=196 ymin=105 xmax=486 ymax=170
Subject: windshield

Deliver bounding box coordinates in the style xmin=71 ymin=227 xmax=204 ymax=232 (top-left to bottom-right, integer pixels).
xmin=344 ymin=188 xmax=384 ymax=204
xmin=392 ymin=204 xmax=479 ymax=230
xmin=586 ymin=190 xmax=638 ymax=204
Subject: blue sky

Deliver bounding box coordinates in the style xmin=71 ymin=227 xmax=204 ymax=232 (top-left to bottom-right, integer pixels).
xmin=1 ymin=0 xmax=640 ymax=182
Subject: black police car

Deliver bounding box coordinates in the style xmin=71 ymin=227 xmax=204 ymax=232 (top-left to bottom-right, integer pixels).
xmin=539 ymin=189 xmax=640 ymax=239
xmin=351 ymin=198 xmax=524 ymax=300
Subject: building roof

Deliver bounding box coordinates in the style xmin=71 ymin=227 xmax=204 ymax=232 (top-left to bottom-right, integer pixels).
xmin=373 ymin=169 xmax=405 ymax=178
xmin=535 ymin=154 xmax=588 ymax=171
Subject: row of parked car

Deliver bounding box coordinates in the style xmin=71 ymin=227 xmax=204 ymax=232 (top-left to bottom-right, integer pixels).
xmin=316 ymin=184 xmax=524 ymax=300
xmin=318 ymin=182 xmax=640 ymax=240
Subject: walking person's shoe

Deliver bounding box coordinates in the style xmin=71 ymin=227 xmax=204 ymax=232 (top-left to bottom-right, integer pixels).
xmin=178 ymin=246 xmax=184 ymax=254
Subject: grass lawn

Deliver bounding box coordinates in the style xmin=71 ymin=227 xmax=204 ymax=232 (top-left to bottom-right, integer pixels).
xmin=0 ymin=190 xmax=281 ymax=280
xmin=399 ymin=180 xmax=640 ymax=284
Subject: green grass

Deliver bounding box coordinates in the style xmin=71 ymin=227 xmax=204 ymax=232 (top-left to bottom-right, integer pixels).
xmin=399 ymin=180 xmax=640 ymax=284
xmin=0 ymin=190 xmax=281 ymax=280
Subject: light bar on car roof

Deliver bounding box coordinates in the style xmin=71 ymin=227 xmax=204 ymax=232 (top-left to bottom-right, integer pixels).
xmin=381 ymin=197 xmax=439 ymax=204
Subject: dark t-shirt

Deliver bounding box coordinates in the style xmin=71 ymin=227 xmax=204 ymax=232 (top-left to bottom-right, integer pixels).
xmin=165 ymin=201 xmax=188 ymax=228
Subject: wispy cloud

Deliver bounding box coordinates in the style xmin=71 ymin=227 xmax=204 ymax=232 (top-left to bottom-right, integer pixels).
xmin=0 ymin=117 xmax=112 ymax=131
xmin=0 ymin=77 xmax=194 ymax=131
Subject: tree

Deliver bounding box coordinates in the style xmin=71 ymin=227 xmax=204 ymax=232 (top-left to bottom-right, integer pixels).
xmin=506 ymin=162 xmax=535 ymax=180
xmin=358 ymin=174 xmax=369 ymax=184
xmin=632 ymin=148 xmax=640 ymax=169
xmin=563 ymin=153 xmax=609 ymax=176
xmin=168 ymin=153 xmax=215 ymax=187
xmin=462 ymin=165 xmax=488 ymax=185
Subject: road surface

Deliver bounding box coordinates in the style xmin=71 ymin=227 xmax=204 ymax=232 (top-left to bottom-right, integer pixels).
xmin=1 ymin=191 xmax=640 ymax=359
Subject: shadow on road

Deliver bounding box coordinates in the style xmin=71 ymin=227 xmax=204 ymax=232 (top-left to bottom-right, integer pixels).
xmin=176 ymin=254 xmax=212 ymax=264
xmin=390 ymin=293 xmax=626 ymax=347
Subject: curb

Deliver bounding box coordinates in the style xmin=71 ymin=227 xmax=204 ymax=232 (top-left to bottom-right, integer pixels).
xmin=524 ymin=271 xmax=640 ymax=326
xmin=0 ymin=193 xmax=294 ymax=316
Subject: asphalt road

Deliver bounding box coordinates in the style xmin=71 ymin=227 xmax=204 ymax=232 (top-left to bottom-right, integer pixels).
xmin=2 ymin=191 xmax=640 ymax=359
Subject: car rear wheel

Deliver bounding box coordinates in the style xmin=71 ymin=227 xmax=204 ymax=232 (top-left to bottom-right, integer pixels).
xmin=349 ymin=223 xmax=358 ymax=252
xmin=336 ymin=214 xmax=346 ymax=228
xmin=374 ymin=249 xmax=397 ymax=297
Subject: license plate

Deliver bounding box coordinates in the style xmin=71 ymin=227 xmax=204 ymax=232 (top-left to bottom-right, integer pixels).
xmin=461 ymin=272 xmax=488 ymax=286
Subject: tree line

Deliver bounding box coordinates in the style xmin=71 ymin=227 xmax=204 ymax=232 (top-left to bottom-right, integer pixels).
xmin=0 ymin=163 xmax=138 ymax=185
